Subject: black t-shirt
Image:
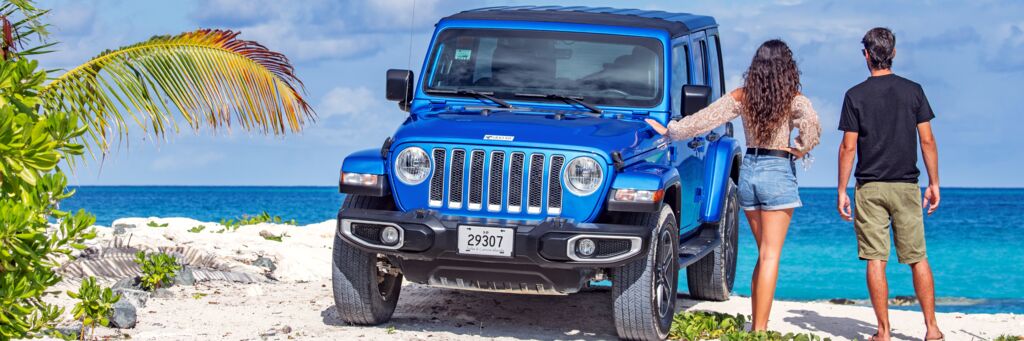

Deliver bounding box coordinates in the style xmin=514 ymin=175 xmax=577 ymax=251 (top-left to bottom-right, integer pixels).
xmin=839 ymin=74 xmax=934 ymax=183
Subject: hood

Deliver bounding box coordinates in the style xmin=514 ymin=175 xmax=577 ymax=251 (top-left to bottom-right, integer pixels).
xmin=392 ymin=109 xmax=665 ymax=161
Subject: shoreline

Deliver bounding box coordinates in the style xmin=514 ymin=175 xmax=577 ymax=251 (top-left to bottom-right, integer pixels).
xmin=47 ymin=217 xmax=1022 ymax=340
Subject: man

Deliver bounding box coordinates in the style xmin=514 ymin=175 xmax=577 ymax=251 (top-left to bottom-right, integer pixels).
xmin=837 ymin=27 xmax=944 ymax=341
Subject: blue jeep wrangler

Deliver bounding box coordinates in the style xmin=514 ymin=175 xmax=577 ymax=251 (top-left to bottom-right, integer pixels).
xmin=334 ymin=6 xmax=741 ymax=340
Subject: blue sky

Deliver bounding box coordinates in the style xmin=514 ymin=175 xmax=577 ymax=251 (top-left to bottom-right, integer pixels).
xmin=40 ymin=0 xmax=1024 ymax=187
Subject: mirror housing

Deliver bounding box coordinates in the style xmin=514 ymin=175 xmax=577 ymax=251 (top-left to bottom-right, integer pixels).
xmin=681 ymin=85 xmax=712 ymax=117
xmin=386 ymin=69 xmax=414 ymax=111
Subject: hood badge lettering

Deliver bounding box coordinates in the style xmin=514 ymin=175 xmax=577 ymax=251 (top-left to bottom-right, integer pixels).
xmin=484 ymin=134 xmax=514 ymax=141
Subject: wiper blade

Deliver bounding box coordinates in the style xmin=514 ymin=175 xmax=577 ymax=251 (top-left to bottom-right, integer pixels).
xmin=427 ymin=88 xmax=513 ymax=109
xmin=514 ymin=92 xmax=602 ymax=114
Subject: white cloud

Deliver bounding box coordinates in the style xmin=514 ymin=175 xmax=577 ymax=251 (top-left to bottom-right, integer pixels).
xmin=319 ymin=86 xmax=378 ymax=119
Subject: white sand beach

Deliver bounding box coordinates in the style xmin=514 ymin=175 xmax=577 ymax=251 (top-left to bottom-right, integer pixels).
xmin=45 ymin=218 xmax=1024 ymax=340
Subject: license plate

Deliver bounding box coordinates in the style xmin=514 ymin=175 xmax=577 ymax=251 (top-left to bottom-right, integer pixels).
xmin=457 ymin=226 xmax=514 ymax=257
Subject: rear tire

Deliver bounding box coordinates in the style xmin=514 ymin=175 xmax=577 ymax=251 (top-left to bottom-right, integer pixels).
xmin=331 ymin=195 xmax=403 ymax=325
xmin=686 ymin=179 xmax=739 ymax=301
xmin=611 ymin=205 xmax=679 ymax=340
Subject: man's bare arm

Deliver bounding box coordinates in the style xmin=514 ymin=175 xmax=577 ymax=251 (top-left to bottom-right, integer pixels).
xmin=837 ymin=132 xmax=858 ymax=221
xmin=919 ymin=121 xmax=940 ymax=214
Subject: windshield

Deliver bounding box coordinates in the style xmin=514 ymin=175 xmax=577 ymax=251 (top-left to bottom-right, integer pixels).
xmin=424 ymin=28 xmax=664 ymax=108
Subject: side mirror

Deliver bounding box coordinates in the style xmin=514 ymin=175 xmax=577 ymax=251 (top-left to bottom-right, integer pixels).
xmin=680 ymin=85 xmax=711 ymax=117
xmin=386 ymin=69 xmax=414 ymax=112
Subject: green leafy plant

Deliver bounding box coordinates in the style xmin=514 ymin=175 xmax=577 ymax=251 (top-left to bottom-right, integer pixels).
xmin=995 ymin=336 xmax=1024 ymax=341
xmin=219 ymin=211 xmax=297 ymax=230
xmin=66 ymin=277 xmax=120 ymax=340
xmin=669 ymin=312 xmax=831 ymax=341
xmin=191 ymin=293 xmax=207 ymax=300
xmin=187 ymin=225 xmax=206 ymax=233
xmin=262 ymin=231 xmax=289 ymax=242
xmin=134 ymin=251 xmax=181 ymax=291
xmin=146 ymin=221 xmax=168 ymax=228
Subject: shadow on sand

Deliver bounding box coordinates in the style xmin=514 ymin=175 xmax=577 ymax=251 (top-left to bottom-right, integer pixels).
xmin=321 ymin=283 xmax=701 ymax=340
xmin=783 ymin=309 xmax=917 ymax=341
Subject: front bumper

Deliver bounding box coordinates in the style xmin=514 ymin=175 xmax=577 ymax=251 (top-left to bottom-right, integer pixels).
xmin=336 ymin=207 xmax=652 ymax=294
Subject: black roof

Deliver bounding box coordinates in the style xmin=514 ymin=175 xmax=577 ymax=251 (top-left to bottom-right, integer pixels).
xmin=443 ymin=6 xmax=717 ymax=37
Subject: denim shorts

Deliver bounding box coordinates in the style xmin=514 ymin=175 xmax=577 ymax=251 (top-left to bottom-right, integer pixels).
xmin=738 ymin=154 xmax=802 ymax=211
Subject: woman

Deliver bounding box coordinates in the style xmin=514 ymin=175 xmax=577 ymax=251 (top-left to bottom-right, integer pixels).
xmin=646 ymin=39 xmax=820 ymax=330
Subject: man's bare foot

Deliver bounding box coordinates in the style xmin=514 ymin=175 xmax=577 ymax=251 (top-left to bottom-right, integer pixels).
xmin=924 ymin=330 xmax=944 ymax=341
xmin=870 ymin=332 xmax=891 ymax=341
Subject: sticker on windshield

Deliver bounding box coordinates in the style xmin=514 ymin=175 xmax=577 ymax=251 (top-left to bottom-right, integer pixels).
xmin=454 ymin=49 xmax=472 ymax=60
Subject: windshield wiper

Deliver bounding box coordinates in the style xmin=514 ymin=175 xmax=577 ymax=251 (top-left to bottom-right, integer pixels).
xmin=513 ymin=93 xmax=602 ymax=114
xmin=427 ymin=88 xmax=513 ymax=109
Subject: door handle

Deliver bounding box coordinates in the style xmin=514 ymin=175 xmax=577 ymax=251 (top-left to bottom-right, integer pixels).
xmin=706 ymin=132 xmax=720 ymax=142
xmin=687 ymin=138 xmax=704 ymax=149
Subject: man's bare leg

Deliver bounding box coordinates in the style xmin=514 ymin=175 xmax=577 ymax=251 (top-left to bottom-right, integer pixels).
xmin=867 ymin=259 xmax=891 ymax=340
xmin=910 ymin=259 xmax=943 ymax=339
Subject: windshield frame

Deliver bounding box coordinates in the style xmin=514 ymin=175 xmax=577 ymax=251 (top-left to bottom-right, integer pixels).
xmin=419 ymin=26 xmax=667 ymax=110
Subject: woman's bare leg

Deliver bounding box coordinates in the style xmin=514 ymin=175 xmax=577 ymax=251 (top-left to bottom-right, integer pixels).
xmin=750 ymin=208 xmax=794 ymax=331
xmin=744 ymin=209 xmax=763 ymax=330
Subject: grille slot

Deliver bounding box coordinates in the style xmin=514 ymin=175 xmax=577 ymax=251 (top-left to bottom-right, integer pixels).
xmin=595 ymin=239 xmax=632 ymax=258
xmin=429 ymin=149 xmax=445 ymax=207
xmin=508 ymin=153 xmax=525 ymax=213
xmin=527 ymin=154 xmax=544 ymax=214
xmin=488 ymin=151 xmax=505 ymax=211
xmin=547 ymin=155 xmax=564 ymax=215
xmin=468 ymin=150 xmax=485 ymax=210
xmin=448 ymin=149 xmax=466 ymax=209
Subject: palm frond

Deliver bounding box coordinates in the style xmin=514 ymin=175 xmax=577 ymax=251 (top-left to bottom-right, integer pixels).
xmin=38 ymin=29 xmax=315 ymax=152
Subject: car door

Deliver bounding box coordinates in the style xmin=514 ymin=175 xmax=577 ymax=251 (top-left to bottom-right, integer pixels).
xmin=669 ymin=32 xmax=708 ymax=232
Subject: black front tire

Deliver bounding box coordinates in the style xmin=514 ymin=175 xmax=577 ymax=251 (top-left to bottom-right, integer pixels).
xmin=611 ymin=205 xmax=680 ymax=341
xmin=331 ymin=195 xmax=403 ymax=325
xmin=686 ymin=178 xmax=739 ymax=301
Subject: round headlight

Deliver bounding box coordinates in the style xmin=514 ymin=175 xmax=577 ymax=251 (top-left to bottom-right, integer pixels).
xmin=394 ymin=147 xmax=431 ymax=185
xmin=564 ymin=156 xmax=603 ymax=196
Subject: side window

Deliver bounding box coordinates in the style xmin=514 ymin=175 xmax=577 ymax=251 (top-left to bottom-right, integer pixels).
xmin=693 ymin=39 xmax=707 ymax=86
xmin=670 ymin=43 xmax=691 ymax=117
xmin=709 ymin=35 xmax=726 ymax=97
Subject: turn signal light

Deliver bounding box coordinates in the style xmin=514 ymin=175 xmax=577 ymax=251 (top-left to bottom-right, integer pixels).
xmin=612 ymin=189 xmax=664 ymax=203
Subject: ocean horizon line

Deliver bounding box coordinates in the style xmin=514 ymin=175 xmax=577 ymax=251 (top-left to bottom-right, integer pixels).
xmin=67 ymin=184 xmax=1024 ymax=190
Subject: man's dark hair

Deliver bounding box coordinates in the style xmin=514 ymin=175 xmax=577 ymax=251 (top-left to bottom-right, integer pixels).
xmin=862 ymin=27 xmax=895 ymax=70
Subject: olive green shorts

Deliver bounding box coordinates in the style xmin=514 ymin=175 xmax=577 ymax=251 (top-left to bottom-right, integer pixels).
xmin=854 ymin=182 xmax=927 ymax=264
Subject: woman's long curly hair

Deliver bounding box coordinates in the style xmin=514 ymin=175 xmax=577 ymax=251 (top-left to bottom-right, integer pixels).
xmin=742 ymin=40 xmax=801 ymax=145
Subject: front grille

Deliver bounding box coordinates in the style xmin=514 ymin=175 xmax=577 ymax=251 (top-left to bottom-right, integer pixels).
xmin=547 ymin=156 xmax=564 ymax=215
xmin=487 ymin=151 xmax=505 ymax=211
xmin=428 ymin=149 xmax=445 ymax=207
xmin=468 ymin=150 xmax=485 ymax=210
xmin=426 ymin=148 xmax=564 ymax=216
xmin=448 ymin=149 xmax=466 ymax=209
xmin=527 ymin=154 xmax=544 ymax=214
xmin=508 ymin=153 xmax=525 ymax=213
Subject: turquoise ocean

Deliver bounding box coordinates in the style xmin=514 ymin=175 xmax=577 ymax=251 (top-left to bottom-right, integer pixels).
xmin=62 ymin=186 xmax=1024 ymax=314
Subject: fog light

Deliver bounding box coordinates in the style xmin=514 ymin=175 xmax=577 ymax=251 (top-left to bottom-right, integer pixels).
xmin=380 ymin=226 xmax=400 ymax=245
xmin=577 ymin=238 xmax=596 ymax=257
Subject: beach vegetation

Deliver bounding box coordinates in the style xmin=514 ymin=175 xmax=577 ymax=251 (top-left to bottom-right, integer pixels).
xmin=187 ymin=225 xmax=206 ymax=233
xmin=261 ymin=231 xmax=289 ymax=242
xmin=134 ymin=251 xmax=181 ymax=291
xmin=0 ymin=0 xmax=310 ymax=337
xmin=66 ymin=277 xmax=120 ymax=340
xmin=220 ymin=211 xmax=298 ymax=230
xmin=146 ymin=221 xmax=168 ymax=228
xmin=669 ymin=311 xmax=830 ymax=341
xmin=995 ymin=336 xmax=1024 ymax=341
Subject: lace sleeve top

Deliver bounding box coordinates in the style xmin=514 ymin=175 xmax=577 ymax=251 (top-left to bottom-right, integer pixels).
xmin=665 ymin=94 xmax=821 ymax=154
